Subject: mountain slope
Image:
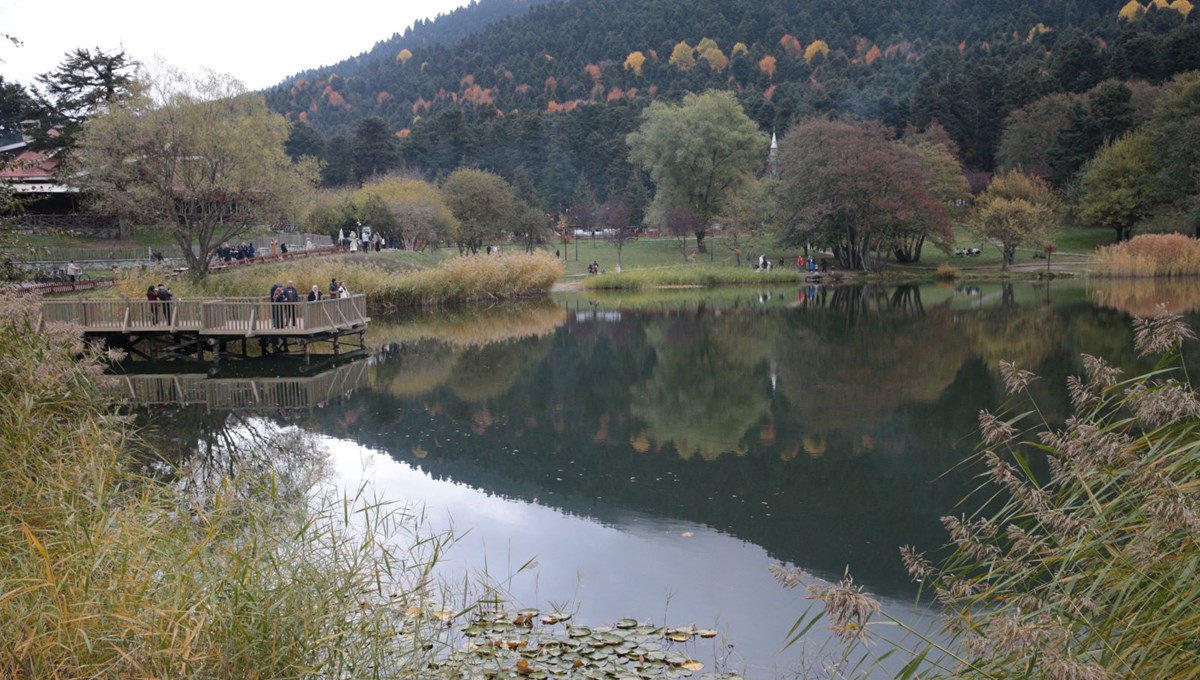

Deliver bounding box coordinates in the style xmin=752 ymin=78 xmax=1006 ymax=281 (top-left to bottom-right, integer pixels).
xmin=263 ymin=0 xmax=1200 ymax=208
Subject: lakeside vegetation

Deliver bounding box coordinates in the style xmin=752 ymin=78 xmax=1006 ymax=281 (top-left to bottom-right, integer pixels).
xmin=789 ymin=306 xmax=1200 ymax=678
xmin=1091 ymin=233 xmax=1200 ymax=278
xmin=0 ymin=295 xmax=452 ymax=677
xmin=103 ymin=251 xmax=562 ymax=311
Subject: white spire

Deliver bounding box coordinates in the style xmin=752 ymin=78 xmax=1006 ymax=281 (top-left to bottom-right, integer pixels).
xmin=770 ymin=130 xmax=778 ymax=150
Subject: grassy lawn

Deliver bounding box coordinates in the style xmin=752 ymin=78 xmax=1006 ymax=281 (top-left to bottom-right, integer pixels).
xmin=539 ymin=234 xmax=811 ymax=276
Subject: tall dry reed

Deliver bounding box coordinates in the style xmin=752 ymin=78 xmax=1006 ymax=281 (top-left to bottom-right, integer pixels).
xmin=1091 ymin=232 xmax=1200 ymax=278
xmin=0 ymin=295 xmax=453 ymax=678
xmin=783 ymin=305 xmax=1200 ymax=678
xmin=106 ymin=252 xmax=563 ymax=312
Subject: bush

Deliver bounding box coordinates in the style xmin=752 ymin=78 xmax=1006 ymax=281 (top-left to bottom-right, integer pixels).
xmin=935 ymin=263 xmax=960 ymax=280
xmin=784 ymin=305 xmax=1200 ymax=678
xmin=1091 ymin=233 xmax=1200 ymax=278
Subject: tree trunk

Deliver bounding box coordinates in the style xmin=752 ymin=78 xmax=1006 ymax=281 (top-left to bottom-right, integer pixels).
xmin=694 ymin=231 xmax=707 ymax=253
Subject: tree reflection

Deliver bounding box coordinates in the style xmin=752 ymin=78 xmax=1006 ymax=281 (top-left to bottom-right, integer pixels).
xmin=631 ymin=319 xmax=769 ymax=460
xmin=134 ymin=408 xmax=331 ymax=510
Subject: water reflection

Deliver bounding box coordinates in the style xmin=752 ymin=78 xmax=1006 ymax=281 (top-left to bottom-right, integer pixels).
xmin=125 ymin=280 xmax=1200 ymax=676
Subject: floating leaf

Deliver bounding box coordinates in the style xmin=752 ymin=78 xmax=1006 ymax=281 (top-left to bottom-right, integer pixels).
xmin=698 ymin=629 xmax=718 ymax=638
xmin=683 ymin=660 xmax=705 ymax=671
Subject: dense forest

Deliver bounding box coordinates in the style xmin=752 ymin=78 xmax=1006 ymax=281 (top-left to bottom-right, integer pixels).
xmin=265 ymin=0 xmax=1200 ymax=210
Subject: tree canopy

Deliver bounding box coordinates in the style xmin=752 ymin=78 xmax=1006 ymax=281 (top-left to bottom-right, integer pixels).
xmin=70 ymin=68 xmax=317 ymax=276
xmin=776 ymin=119 xmax=951 ymax=271
xmin=969 ymin=171 xmax=1060 ymax=268
xmin=627 ymin=90 xmax=765 ymax=252
xmin=441 ymin=168 xmax=517 ymax=254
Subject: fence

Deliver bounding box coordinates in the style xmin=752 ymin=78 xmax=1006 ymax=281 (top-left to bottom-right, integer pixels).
xmin=40 ymin=294 xmax=368 ymax=336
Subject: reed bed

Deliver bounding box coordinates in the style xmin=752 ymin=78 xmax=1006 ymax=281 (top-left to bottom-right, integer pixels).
xmin=1091 ymin=232 xmax=1200 ymax=278
xmin=583 ymin=264 xmax=811 ymax=290
xmin=0 ymin=296 xmax=453 ymax=678
xmin=106 ymin=252 xmax=563 ymax=312
xmin=783 ymin=306 xmax=1200 ymax=678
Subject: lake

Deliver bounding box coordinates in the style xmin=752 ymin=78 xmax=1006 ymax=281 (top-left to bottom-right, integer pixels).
xmin=121 ymin=279 xmax=1197 ymax=677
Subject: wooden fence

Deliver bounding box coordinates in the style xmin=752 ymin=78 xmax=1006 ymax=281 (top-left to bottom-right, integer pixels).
xmin=40 ymin=294 xmax=368 ymax=336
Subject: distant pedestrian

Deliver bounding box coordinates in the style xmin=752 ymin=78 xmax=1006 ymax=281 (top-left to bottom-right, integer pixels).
xmin=328 ymin=278 xmax=339 ymax=296
xmin=65 ymin=260 xmax=81 ymax=283
xmin=307 ymin=285 xmax=322 ymax=302
xmin=337 ymin=281 xmax=350 ymax=298
xmin=305 ymin=237 xmax=314 ymax=252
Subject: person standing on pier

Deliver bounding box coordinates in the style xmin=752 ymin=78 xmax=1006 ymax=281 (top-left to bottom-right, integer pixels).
xmin=155 ymin=284 xmax=173 ymax=325
xmin=271 ymin=282 xmax=286 ymax=329
xmin=284 ymin=280 xmax=299 ymax=327
xmin=146 ymin=285 xmax=158 ymax=324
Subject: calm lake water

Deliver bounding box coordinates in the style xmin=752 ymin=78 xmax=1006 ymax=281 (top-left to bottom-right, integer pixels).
xmin=122 ymin=279 xmax=1199 ymax=677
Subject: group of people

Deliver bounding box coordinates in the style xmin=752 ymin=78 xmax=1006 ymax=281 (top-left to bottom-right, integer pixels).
xmin=342 ymin=230 xmax=383 ymax=253
xmin=795 ymin=255 xmax=830 ymax=273
xmin=217 ymin=242 xmax=257 ymax=262
xmin=144 ymin=283 xmax=174 ymax=323
xmin=587 ymin=260 xmax=601 ymax=274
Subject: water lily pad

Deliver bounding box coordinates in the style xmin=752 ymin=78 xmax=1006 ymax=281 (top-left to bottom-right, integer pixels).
xmin=616 ymin=617 xmax=638 ymax=629
xmin=567 ymin=625 xmax=592 ymax=638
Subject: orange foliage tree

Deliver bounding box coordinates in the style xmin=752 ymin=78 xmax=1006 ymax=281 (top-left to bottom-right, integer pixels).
xmin=624 ymin=51 xmax=646 ymax=76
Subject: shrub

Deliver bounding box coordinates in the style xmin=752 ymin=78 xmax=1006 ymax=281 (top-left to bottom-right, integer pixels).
xmin=1091 ymin=232 xmax=1200 ymax=278
xmin=935 ymin=263 xmax=960 ymax=280
xmin=784 ymin=305 xmax=1200 ymax=678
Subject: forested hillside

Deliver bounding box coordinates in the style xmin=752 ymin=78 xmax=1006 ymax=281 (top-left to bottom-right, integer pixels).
xmin=265 ymin=0 xmax=1200 ymax=210
xmin=282 ymin=0 xmax=555 ymax=83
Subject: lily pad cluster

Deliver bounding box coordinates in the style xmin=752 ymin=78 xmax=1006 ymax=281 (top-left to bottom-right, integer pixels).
xmin=431 ymin=608 xmax=742 ymax=679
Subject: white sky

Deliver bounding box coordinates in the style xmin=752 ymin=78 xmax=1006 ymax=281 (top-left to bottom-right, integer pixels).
xmin=0 ymin=0 xmax=472 ymax=92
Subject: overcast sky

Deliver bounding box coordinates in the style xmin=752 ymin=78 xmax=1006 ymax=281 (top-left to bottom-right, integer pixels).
xmin=1 ymin=0 xmax=472 ymax=92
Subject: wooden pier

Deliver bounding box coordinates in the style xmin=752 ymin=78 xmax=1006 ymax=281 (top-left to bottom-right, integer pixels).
xmin=40 ymin=295 xmax=370 ymax=361
xmin=105 ymin=358 xmax=371 ymax=412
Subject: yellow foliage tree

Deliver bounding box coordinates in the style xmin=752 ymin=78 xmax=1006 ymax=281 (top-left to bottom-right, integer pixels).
xmin=1151 ymin=0 xmax=1170 ymax=8
xmin=732 ymin=42 xmax=749 ymax=57
xmin=1170 ymin=0 xmax=1193 ymax=16
xmin=624 ymin=50 xmax=646 ymax=76
xmin=804 ymin=40 xmax=830 ymax=63
xmin=669 ymin=41 xmax=695 ymax=71
xmin=1118 ymin=0 xmax=1145 ymax=20
xmin=697 ymin=38 xmax=728 ymax=71
xmin=396 ymin=48 xmax=413 ymax=64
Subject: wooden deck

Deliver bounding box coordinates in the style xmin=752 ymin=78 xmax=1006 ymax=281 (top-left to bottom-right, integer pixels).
xmin=40 ymin=294 xmax=369 ymax=336
xmin=40 ymin=295 xmax=370 ymax=361
xmin=106 ymin=358 xmax=370 ymax=411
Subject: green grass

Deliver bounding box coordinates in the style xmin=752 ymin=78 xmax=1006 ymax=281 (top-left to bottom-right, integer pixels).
xmin=581 ymin=263 xmax=815 ymax=290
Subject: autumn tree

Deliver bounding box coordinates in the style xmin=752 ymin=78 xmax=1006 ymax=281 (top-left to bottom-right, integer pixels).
xmin=70 ymin=67 xmax=316 ymax=276
xmin=969 ymin=171 xmax=1060 ymax=268
xmin=627 ymin=90 xmax=765 ymax=253
xmin=776 ymin=119 xmax=951 ymax=270
xmin=1077 ymin=133 xmax=1159 ymax=242
xmin=623 ymin=51 xmax=646 ymax=77
xmin=441 ymin=168 xmax=516 ymax=254
xmin=353 ymin=173 xmax=457 ymax=250
xmin=669 ymin=42 xmax=695 ymax=71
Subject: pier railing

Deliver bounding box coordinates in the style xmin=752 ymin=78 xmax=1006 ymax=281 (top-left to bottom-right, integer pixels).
xmin=106 ymin=359 xmax=370 ymax=411
xmin=41 ymin=295 xmax=369 ymax=336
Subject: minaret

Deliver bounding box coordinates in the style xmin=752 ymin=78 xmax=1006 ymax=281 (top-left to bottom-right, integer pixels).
xmin=768 ymin=129 xmax=778 ymax=177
